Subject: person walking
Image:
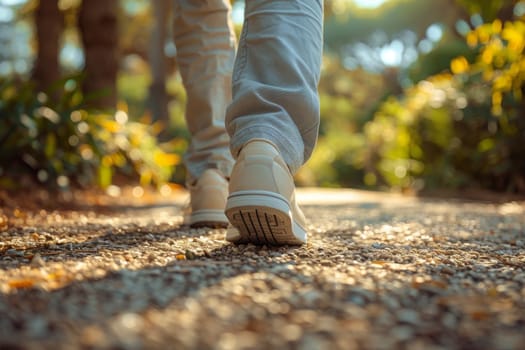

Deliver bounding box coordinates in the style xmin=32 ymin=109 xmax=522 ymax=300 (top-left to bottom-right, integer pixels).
xmin=172 ymin=0 xmax=323 ymax=245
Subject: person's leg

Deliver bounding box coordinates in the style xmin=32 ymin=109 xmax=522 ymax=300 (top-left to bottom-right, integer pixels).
xmin=226 ymin=0 xmax=323 ymax=173
xmin=172 ymin=0 xmax=236 ymax=182
xmin=172 ymin=0 xmax=236 ymax=227
xmin=225 ymin=0 xmax=323 ymax=244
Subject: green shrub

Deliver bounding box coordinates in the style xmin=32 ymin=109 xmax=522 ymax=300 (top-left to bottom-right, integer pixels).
xmin=0 ymin=76 xmax=179 ymax=190
xmin=298 ymin=60 xmax=387 ymax=188
xmin=362 ymin=18 xmax=525 ymax=193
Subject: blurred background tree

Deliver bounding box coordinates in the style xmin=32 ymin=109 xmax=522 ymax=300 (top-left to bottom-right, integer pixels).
xmin=32 ymin=0 xmax=61 ymax=93
xmin=0 ymin=0 xmax=524 ymax=194
xmin=0 ymin=0 xmax=178 ymax=191
xmin=78 ymin=0 xmax=118 ymax=109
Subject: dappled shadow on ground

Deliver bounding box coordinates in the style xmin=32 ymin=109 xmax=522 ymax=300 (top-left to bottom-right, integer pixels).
xmin=0 ymin=191 xmax=524 ymax=349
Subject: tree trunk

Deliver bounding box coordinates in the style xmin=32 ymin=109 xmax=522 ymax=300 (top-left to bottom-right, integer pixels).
xmin=148 ymin=0 xmax=171 ymax=139
xmin=78 ymin=0 xmax=119 ymax=110
xmin=497 ymin=2 xmax=517 ymax=22
xmin=32 ymin=0 xmax=62 ymax=93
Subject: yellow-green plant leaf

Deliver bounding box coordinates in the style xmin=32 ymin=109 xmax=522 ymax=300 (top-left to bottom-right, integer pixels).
xmin=45 ymin=133 xmax=56 ymax=158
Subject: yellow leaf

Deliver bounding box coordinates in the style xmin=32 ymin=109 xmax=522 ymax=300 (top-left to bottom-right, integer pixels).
xmin=451 ymin=56 xmax=469 ymax=74
xmin=492 ymin=19 xmax=502 ymax=34
xmin=476 ymin=25 xmax=491 ymax=44
xmin=167 ymin=182 xmax=184 ymax=191
xmin=140 ymin=170 xmax=153 ymax=186
xmin=98 ymin=119 xmax=121 ymax=133
xmin=481 ymin=47 xmax=494 ymax=65
xmin=502 ymin=26 xmax=524 ymax=51
xmin=371 ymin=260 xmax=389 ymax=266
xmin=482 ymin=68 xmax=494 ymax=81
xmin=153 ymin=151 xmax=180 ymax=167
xmin=8 ymin=279 xmax=35 ymax=289
xmin=111 ymin=153 xmax=126 ymax=167
xmin=493 ymin=75 xmax=512 ymax=91
xmin=98 ymin=163 xmax=113 ymax=188
xmin=101 ymin=155 xmax=113 ymax=167
xmin=47 ymin=271 xmax=65 ymax=281
xmin=492 ymin=104 xmax=503 ymax=117
xmin=492 ymin=91 xmax=502 ymax=106
xmin=466 ymin=32 xmax=478 ymax=47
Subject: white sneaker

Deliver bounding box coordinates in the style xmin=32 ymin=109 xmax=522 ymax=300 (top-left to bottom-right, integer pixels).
xmin=225 ymin=140 xmax=307 ymax=245
xmin=188 ymin=169 xmax=229 ymax=228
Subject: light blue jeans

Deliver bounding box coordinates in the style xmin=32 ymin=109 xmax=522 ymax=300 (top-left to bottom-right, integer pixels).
xmin=172 ymin=0 xmax=323 ymax=181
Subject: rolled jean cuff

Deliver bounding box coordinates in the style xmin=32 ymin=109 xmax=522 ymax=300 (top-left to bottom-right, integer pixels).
xmin=230 ymin=125 xmax=304 ymax=174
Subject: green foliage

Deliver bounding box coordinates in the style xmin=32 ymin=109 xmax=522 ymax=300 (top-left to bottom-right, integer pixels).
xmin=453 ymin=17 xmax=525 ymax=191
xmin=117 ymin=72 xmax=151 ymax=118
xmin=363 ymin=74 xmax=473 ymax=190
xmin=362 ymin=16 xmax=525 ymax=193
xmin=456 ymin=0 xmax=509 ymax=21
xmin=305 ymin=4 xmax=525 ymax=194
xmin=0 ymin=76 xmax=179 ymax=190
xmin=409 ymin=40 xmax=477 ymax=83
xmin=117 ymin=71 xmax=189 ymax=185
xmin=298 ymin=59 xmax=386 ymax=187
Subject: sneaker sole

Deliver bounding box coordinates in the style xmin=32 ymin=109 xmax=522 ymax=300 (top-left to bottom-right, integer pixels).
xmin=225 ymin=191 xmax=306 ymax=245
xmin=190 ymin=210 xmax=229 ymax=229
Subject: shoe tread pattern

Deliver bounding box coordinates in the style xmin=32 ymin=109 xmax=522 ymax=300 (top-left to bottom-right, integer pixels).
xmin=226 ymin=206 xmax=302 ymax=245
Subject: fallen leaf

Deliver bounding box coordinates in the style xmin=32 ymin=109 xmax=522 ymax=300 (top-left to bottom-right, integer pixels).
xmin=412 ymin=279 xmax=448 ymax=290
xmin=469 ymin=310 xmax=491 ymax=321
xmin=0 ymin=215 xmax=8 ymax=230
xmin=487 ymin=287 xmax=498 ymax=297
xmin=13 ymin=208 xmax=26 ymax=219
xmin=8 ymin=279 xmax=35 ymax=289
xmin=30 ymin=233 xmax=40 ymax=241
xmin=371 ymin=260 xmax=389 ymax=266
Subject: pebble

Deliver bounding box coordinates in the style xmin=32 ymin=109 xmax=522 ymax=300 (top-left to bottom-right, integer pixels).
xmin=397 ymin=309 xmax=420 ymax=325
xmin=30 ymin=253 xmax=45 ymax=267
xmin=6 ymin=249 xmax=24 ymax=257
xmin=391 ymin=325 xmax=414 ymax=341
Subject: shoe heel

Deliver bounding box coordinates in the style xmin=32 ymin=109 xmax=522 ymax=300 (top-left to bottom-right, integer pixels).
xmin=190 ymin=210 xmax=228 ymax=228
xmin=225 ymin=191 xmax=306 ymax=245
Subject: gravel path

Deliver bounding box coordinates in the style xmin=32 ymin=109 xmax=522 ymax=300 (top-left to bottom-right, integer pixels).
xmin=1 ymin=188 xmax=524 ymax=350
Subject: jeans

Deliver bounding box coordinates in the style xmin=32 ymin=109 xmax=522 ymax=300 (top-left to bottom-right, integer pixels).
xmin=172 ymin=0 xmax=323 ymax=181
